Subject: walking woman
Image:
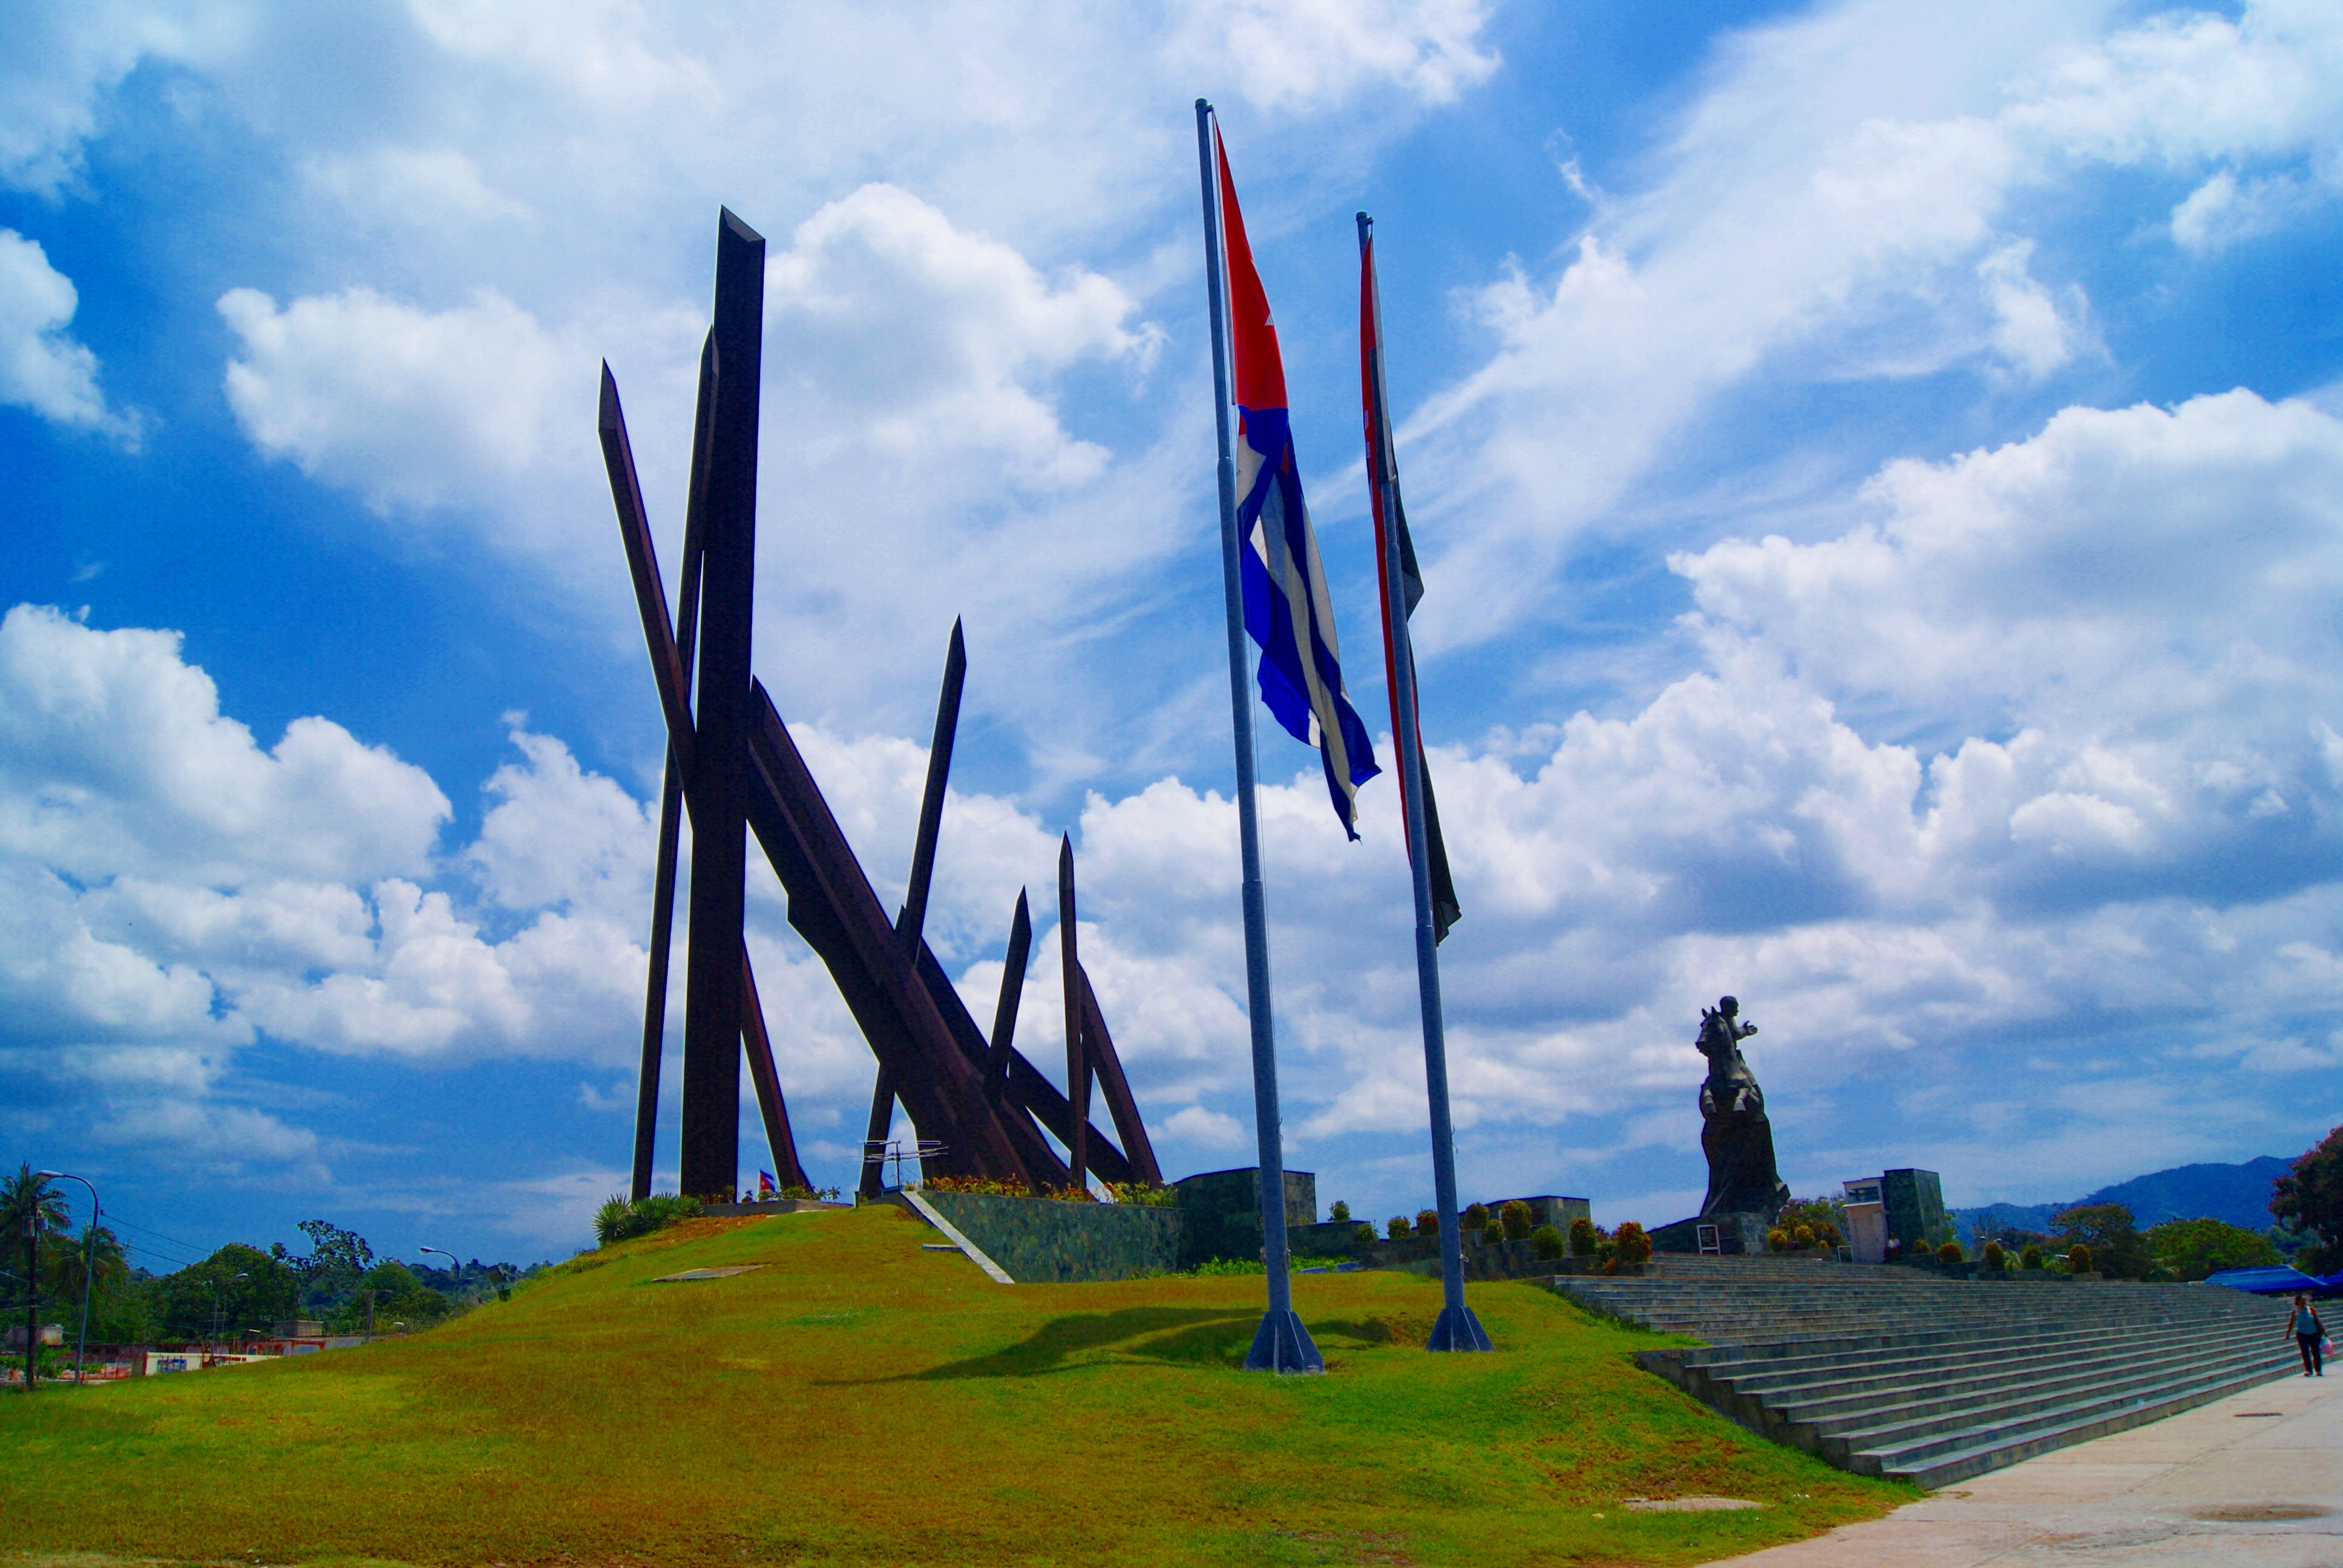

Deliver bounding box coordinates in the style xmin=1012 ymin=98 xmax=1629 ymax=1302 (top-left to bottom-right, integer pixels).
xmin=2286 ymin=1292 xmax=2325 ymax=1377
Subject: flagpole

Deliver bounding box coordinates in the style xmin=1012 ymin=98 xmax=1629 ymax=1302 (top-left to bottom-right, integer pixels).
xmin=1198 ymin=97 xmax=1319 ymax=1375
xmin=1359 ymin=212 xmax=1488 ymax=1353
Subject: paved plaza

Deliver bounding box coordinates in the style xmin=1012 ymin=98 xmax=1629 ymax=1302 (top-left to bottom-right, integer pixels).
xmin=1727 ymin=1368 xmax=2338 ymax=1566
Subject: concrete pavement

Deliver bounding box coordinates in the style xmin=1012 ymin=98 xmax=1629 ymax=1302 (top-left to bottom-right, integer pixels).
xmin=1725 ymin=1364 xmax=2338 ymax=1566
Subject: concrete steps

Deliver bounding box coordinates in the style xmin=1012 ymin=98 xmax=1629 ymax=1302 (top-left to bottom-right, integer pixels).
xmin=1543 ymin=1268 xmax=2301 ymax=1489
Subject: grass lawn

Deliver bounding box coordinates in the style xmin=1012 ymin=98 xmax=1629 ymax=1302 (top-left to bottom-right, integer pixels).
xmin=0 ymin=1207 xmax=1909 ymax=1566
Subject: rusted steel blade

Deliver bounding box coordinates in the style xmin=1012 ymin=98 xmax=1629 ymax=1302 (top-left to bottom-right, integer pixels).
xmin=674 ymin=330 xmax=717 ymax=692
xmin=1059 ymin=834 xmax=1089 ymax=1188
xmin=678 ymin=208 xmax=765 ymax=1203
xmin=1080 ymin=964 xmax=1162 ymax=1186
xmin=739 ymin=953 xmax=809 ymax=1191
xmin=743 ymin=680 xmax=1037 ymax=1187
xmin=857 ymin=1069 xmax=893 ymax=1198
xmin=597 ymin=363 xmax=696 ymax=780
xmin=897 ymin=618 xmax=966 ymax=953
xmin=911 ymin=941 xmax=1073 ymax=1187
xmin=630 ymin=750 xmax=685 ymax=1201
xmin=984 ymin=888 xmax=1031 ymax=1099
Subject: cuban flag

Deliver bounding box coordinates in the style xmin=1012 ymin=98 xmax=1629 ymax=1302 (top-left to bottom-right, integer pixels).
xmin=1213 ymin=127 xmax=1380 ymax=836
xmin=758 ymin=1169 xmax=777 ymax=1196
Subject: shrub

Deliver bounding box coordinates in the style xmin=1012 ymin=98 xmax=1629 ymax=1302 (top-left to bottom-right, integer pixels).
xmin=920 ymin=1175 xmax=1027 ymax=1197
xmin=1329 ymin=1200 xmax=1351 ymax=1223
xmin=1792 ymin=1224 xmax=1817 ymax=1249
xmin=1568 ymin=1215 xmax=1599 ymax=1257
xmin=1937 ymin=1241 xmax=1964 ymax=1264
xmin=2066 ymin=1243 xmax=2093 ymax=1274
xmin=1046 ymin=1185 xmax=1097 ymax=1203
xmin=1817 ymin=1223 xmax=1843 ymax=1247
xmin=1766 ymin=1227 xmax=1790 ymax=1252
xmin=1501 ymin=1201 xmax=1533 ymax=1241
xmin=1483 ymin=1220 xmax=1504 ymax=1245
xmin=1982 ymin=1240 xmax=2006 ymax=1271
xmin=593 ymin=1192 xmax=702 ymax=1247
xmin=1613 ymin=1222 xmax=1651 ymax=1265
xmin=2021 ymin=1243 xmax=2045 ymax=1269
xmin=1356 ymin=1223 xmax=1377 ymax=1246
xmin=1415 ymin=1209 xmax=1439 ymax=1237
xmin=1388 ymin=1215 xmax=1410 ymax=1241
xmin=1530 ymin=1224 xmax=1566 ymax=1260
xmin=1462 ymin=1202 xmax=1489 ymax=1230
xmin=1101 ymin=1181 xmax=1178 ymax=1207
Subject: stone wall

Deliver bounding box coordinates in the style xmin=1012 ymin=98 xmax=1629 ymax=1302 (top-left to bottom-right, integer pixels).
xmin=915 ymin=1192 xmax=1185 ymax=1284
xmin=1173 ymin=1168 xmax=1316 ymax=1266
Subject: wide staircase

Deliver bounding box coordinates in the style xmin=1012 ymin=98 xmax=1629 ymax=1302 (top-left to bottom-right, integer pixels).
xmin=1547 ymin=1255 xmax=2301 ymax=1488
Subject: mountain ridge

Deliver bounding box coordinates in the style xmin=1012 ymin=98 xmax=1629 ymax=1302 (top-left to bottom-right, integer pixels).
xmin=1952 ymin=1155 xmax=2292 ymax=1240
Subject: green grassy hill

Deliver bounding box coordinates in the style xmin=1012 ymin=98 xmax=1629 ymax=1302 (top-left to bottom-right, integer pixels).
xmin=1 ymin=1206 xmax=1903 ymax=1566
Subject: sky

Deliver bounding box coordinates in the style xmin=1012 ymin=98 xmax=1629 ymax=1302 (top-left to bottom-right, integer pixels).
xmin=5 ymin=0 xmax=2343 ymax=1272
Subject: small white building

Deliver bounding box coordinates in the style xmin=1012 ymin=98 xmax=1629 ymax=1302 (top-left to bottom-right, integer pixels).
xmin=1842 ymin=1178 xmax=1888 ymax=1264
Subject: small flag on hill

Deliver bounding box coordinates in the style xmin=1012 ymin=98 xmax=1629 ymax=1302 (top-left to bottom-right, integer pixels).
xmin=1212 ymin=124 xmax=1380 ymax=837
xmin=758 ymin=1169 xmax=776 ymax=1195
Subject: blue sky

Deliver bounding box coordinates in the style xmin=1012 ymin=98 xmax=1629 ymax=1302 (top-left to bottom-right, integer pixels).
xmin=5 ymin=0 xmax=2342 ymax=1270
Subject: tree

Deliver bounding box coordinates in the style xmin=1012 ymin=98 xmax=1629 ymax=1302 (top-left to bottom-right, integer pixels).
xmin=158 ymin=1246 xmax=301 ymax=1339
xmin=338 ymin=1261 xmax=450 ymax=1332
xmin=2145 ymin=1217 xmax=2282 ymax=1282
xmin=2271 ymin=1125 xmax=2343 ymax=1274
xmin=1778 ymin=1195 xmax=1849 ymax=1243
xmin=270 ymin=1220 xmax=375 ymax=1315
xmin=2053 ymin=1203 xmax=2152 ymax=1280
xmin=1 ymin=1165 xmax=68 ymax=1278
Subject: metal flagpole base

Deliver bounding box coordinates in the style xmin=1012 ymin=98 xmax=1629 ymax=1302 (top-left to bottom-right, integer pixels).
xmin=1244 ymin=1309 xmax=1325 ymax=1374
xmin=1424 ymin=1304 xmax=1492 ymax=1353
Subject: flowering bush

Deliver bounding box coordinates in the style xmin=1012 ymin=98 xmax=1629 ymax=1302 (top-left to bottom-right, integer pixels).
xmin=1766 ymin=1228 xmax=1791 ymax=1252
xmin=1501 ymin=1201 xmax=1533 ymax=1241
xmin=1612 ymin=1222 xmax=1651 ymax=1265
xmin=1387 ymin=1215 xmax=1410 ymax=1240
xmin=1937 ymin=1241 xmax=1964 ymax=1264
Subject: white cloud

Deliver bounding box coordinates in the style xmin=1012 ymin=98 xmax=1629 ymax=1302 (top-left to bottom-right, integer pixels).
xmin=1398 ymin=0 xmax=2343 ymax=651
xmin=0 ymin=605 xmax=450 ymax=884
xmin=1165 ymin=0 xmax=1497 ymax=112
xmin=767 ymin=184 xmax=1161 ymax=489
xmin=0 ymin=1 xmax=246 ymax=195
xmin=1976 ymin=240 xmax=2083 ymax=378
xmin=1157 ymin=1103 xmax=1248 ymax=1151
xmin=218 ymin=285 xmax=589 ymax=518
xmin=0 ymin=229 xmax=136 ymax=440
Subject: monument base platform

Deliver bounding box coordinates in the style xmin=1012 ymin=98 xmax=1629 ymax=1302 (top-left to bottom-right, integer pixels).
xmin=1650 ymin=1211 xmax=1772 ymax=1255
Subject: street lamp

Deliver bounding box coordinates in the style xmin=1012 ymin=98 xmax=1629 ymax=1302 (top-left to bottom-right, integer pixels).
xmin=36 ymin=1172 xmax=97 ymax=1386
xmin=417 ymin=1247 xmax=459 ymax=1320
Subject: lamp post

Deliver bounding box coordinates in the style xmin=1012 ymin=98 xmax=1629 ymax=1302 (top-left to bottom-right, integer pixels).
xmin=419 ymin=1247 xmax=457 ymax=1314
xmin=33 ymin=1172 xmax=96 ymax=1385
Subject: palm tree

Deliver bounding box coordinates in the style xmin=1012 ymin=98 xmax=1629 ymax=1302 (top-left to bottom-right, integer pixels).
xmin=2 ymin=1164 xmax=69 ymax=1276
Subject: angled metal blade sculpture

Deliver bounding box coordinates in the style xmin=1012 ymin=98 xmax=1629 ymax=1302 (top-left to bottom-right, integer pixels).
xmin=603 ymin=208 xmax=1162 ymax=1201
xmin=601 ymin=320 xmax=807 ymax=1202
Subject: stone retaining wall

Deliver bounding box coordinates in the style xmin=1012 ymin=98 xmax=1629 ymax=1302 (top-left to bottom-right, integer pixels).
xmin=913 ymin=1192 xmax=1185 ymax=1283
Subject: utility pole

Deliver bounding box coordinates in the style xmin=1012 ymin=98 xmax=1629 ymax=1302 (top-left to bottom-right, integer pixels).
xmin=19 ymin=1210 xmax=36 ymax=1393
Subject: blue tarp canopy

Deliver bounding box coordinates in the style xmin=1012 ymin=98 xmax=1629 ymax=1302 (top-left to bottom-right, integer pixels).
xmin=2206 ymin=1264 xmax=2343 ymax=1297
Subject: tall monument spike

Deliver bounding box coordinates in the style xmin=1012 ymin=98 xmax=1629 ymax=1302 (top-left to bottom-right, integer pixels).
xmin=678 ymin=209 xmax=765 ymax=1201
